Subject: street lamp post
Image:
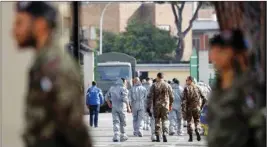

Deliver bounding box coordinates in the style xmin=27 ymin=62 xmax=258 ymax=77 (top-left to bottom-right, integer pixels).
xmin=99 ymin=2 xmax=112 ymax=55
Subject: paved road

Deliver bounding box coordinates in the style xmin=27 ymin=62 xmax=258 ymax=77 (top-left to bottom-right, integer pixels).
xmin=84 ymin=113 xmax=207 ymax=147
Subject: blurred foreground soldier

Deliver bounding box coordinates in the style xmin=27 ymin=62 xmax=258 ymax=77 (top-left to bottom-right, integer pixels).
xmin=182 ymin=76 xmax=207 ymax=142
xmin=169 ymin=78 xmax=184 ymax=136
xmin=208 ymin=29 xmax=266 ymax=147
xmin=147 ymin=73 xmax=174 ymax=142
xmin=129 ymin=77 xmax=147 ymax=137
xmin=142 ymin=78 xmax=153 ymax=131
xmin=13 ymin=2 xmax=91 ymax=147
xmin=105 ymin=78 xmax=131 ymax=142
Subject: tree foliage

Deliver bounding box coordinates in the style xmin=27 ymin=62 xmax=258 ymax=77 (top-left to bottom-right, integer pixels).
xmin=96 ymin=20 xmax=177 ymax=62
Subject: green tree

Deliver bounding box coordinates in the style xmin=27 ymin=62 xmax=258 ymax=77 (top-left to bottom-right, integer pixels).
xmin=97 ymin=20 xmax=177 ymax=62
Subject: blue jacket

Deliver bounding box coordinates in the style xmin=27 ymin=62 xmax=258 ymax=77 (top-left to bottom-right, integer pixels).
xmin=86 ymin=86 xmax=104 ymax=105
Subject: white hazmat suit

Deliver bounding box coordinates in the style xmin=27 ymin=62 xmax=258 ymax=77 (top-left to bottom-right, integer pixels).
xmin=105 ymin=79 xmax=129 ymax=142
xmin=129 ymin=80 xmax=147 ymax=137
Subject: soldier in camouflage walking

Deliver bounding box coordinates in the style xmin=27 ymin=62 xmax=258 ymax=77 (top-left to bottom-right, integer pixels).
xmin=208 ymin=29 xmax=265 ymax=147
xmin=182 ymin=76 xmax=207 ymax=142
xmin=147 ymin=73 xmax=174 ymax=142
xmin=13 ymin=2 xmax=91 ymax=147
xmin=105 ymin=78 xmax=131 ymax=142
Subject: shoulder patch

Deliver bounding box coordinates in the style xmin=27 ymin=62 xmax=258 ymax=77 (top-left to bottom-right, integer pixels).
xmin=40 ymin=76 xmax=53 ymax=92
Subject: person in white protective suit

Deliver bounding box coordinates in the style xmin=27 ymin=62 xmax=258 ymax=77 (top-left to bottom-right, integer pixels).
xmin=148 ymin=78 xmax=157 ymax=141
xmin=197 ymin=81 xmax=212 ymax=100
xmin=142 ymin=78 xmax=153 ymax=131
xmin=129 ymin=77 xmax=147 ymax=137
xmin=105 ymin=78 xmax=131 ymax=142
xmin=169 ymin=78 xmax=184 ymax=136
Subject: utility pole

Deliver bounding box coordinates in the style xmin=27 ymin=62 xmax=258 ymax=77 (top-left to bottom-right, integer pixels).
xmin=99 ymin=2 xmax=112 ymax=55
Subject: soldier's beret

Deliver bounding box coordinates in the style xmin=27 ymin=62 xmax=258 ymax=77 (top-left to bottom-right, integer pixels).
xmin=210 ymin=29 xmax=249 ymax=52
xmin=16 ymin=2 xmax=57 ymax=28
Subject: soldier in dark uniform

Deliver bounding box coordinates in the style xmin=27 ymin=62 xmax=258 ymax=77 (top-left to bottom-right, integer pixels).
xmin=182 ymin=76 xmax=207 ymax=142
xmin=13 ymin=2 xmax=92 ymax=147
xmin=146 ymin=72 xmax=174 ymax=142
xmin=207 ymin=29 xmax=265 ymax=147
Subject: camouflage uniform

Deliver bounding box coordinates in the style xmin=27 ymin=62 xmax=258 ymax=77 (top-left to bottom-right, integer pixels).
xmin=207 ymin=69 xmax=266 ymax=147
xmin=23 ymin=41 xmax=91 ymax=147
xmin=182 ymin=83 xmax=207 ymax=135
xmin=147 ymin=79 xmax=174 ymax=136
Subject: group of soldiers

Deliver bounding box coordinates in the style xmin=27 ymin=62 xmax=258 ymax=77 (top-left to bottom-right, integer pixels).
xmin=104 ymin=73 xmax=211 ymax=142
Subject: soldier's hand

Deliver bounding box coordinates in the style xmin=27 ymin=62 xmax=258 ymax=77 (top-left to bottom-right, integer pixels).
xmin=169 ymin=105 xmax=172 ymax=111
xmin=146 ymin=108 xmax=152 ymax=117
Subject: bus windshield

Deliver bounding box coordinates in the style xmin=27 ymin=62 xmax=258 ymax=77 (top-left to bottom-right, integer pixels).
xmin=96 ymin=65 xmax=131 ymax=81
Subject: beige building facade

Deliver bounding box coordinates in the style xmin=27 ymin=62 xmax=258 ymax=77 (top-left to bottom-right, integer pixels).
xmin=80 ymin=2 xmax=194 ymax=61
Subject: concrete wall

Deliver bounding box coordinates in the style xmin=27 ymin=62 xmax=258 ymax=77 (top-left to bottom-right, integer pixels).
xmin=1 ymin=2 xmax=34 ymax=147
xmin=148 ymin=71 xmax=190 ymax=86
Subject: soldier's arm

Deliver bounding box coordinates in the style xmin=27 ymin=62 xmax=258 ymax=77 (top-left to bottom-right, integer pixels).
xmin=147 ymin=85 xmax=154 ymax=110
xmin=121 ymin=88 xmax=131 ymax=112
xmin=168 ymin=85 xmax=174 ymax=108
xmin=181 ymin=88 xmax=188 ymax=116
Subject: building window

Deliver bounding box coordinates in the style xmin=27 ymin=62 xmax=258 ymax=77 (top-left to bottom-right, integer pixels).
xmin=193 ymin=37 xmax=200 ymax=50
xmin=90 ymin=26 xmax=97 ymax=40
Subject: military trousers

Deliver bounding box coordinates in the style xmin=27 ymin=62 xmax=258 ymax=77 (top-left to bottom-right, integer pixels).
xmin=132 ymin=109 xmax=144 ymax=134
xmin=149 ymin=109 xmax=156 ymax=141
xmin=186 ymin=108 xmax=201 ymax=135
xmin=112 ymin=109 xmax=127 ymax=138
xmin=169 ymin=109 xmax=183 ymax=134
xmin=154 ymin=106 xmax=169 ymax=136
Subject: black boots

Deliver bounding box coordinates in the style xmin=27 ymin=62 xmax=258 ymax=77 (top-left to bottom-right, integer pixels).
xmin=156 ymin=135 xmax=160 ymax=142
xmin=188 ymin=134 xmax=193 ymax=142
xmin=188 ymin=130 xmax=201 ymax=142
xmin=195 ymin=130 xmax=201 ymax=141
xmin=155 ymin=135 xmax=167 ymax=142
xmin=163 ymin=135 xmax=167 ymax=142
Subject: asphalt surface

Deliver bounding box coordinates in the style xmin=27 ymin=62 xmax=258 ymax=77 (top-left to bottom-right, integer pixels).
xmin=84 ymin=113 xmax=207 ymax=147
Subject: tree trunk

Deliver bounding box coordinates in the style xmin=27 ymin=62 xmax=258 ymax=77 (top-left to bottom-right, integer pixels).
xmin=214 ymin=2 xmax=266 ymax=70
xmin=175 ymin=37 xmax=184 ymax=61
